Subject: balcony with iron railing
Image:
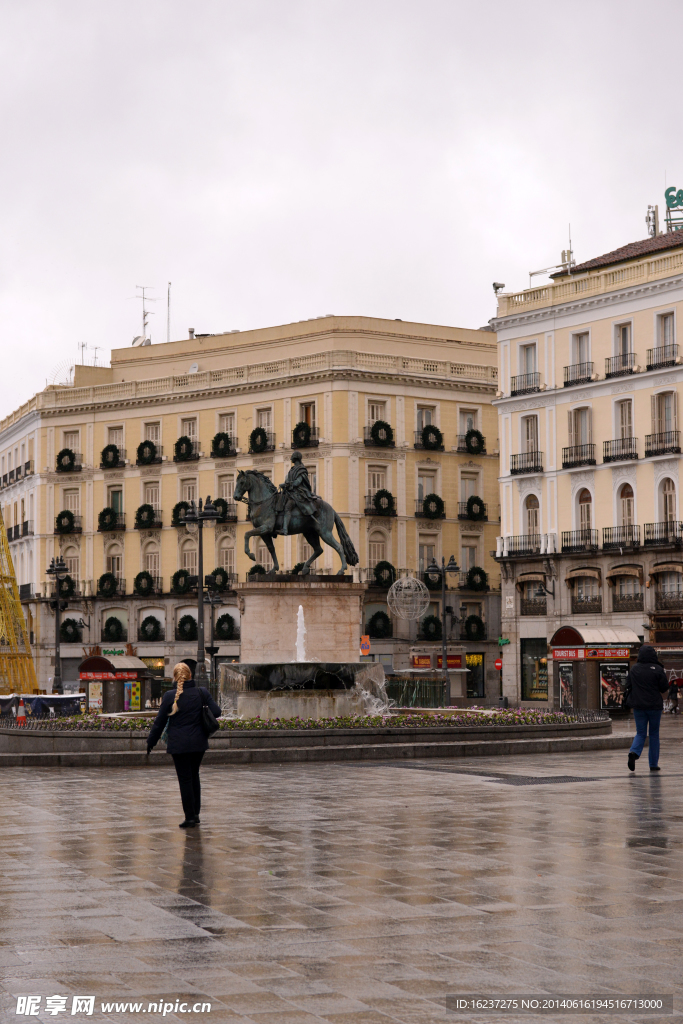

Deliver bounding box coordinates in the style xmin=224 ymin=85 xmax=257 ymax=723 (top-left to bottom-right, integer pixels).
xmin=521 ymin=597 xmax=547 ymax=616
xmin=137 ymin=624 xmax=166 ymax=641
xmin=100 ymin=448 xmax=127 ymax=469
xmin=56 ymin=452 xmax=83 ymax=472
xmin=605 ymin=351 xmax=635 ymax=379
xmin=101 ymin=626 xmax=128 ymax=642
xmin=415 ymin=496 xmax=446 ymax=519
xmin=506 ymin=534 xmax=542 ymax=555
xmin=562 ymin=444 xmax=596 ymax=469
xmin=510 ymin=451 xmax=543 ymax=475
xmin=54 ymin=513 xmax=82 ymax=535
xmin=292 ymin=426 xmax=320 ymax=449
xmin=456 ymin=433 xmax=487 ymax=454
xmin=173 ymin=439 xmax=200 ymax=462
xmin=364 ymin=493 xmax=397 ymax=516
xmin=645 ymin=431 xmax=681 ymax=457
xmin=561 ymin=529 xmax=599 ymax=553
xmin=248 ymin=431 xmax=276 ymax=453
xmin=510 ymin=371 xmax=541 ymax=396
xmin=363 ymin=424 xmax=395 ymax=447
xmin=563 ymin=361 xmax=594 ymax=386
xmin=646 ymin=344 xmax=678 ymax=370
xmin=457 ymin=501 xmax=488 ymax=521
xmin=655 ymin=589 xmax=683 ymax=611
xmin=97 ymin=577 xmax=126 ymax=598
xmin=133 ymin=574 xmax=164 ymax=596
xmin=571 ymin=595 xmax=602 ymax=614
xmin=602 ymin=525 xmax=640 ymax=551
xmin=8 ymin=521 xmax=33 ymax=542
xmin=136 ymin=444 xmax=164 ymax=465
xmin=134 ymin=506 xmax=163 ymax=530
xmin=644 ymin=521 xmax=683 ymax=546
xmin=612 ymin=593 xmax=643 ymax=613
xmin=413 ymin=430 xmax=445 ymax=451
xmin=19 ymin=583 xmax=33 ymax=600
xmin=603 ymin=437 xmax=638 ymax=463
xmin=217 ymin=502 xmax=238 ymax=523
xmin=97 ymin=512 xmax=126 ymax=532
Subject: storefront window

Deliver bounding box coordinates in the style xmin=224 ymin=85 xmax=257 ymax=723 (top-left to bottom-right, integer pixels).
xmin=521 ymin=638 xmax=548 ymax=701
xmin=466 ymin=653 xmax=485 ymax=698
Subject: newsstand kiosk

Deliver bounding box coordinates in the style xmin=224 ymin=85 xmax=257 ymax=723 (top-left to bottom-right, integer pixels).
xmin=549 ymin=626 xmax=641 ymax=712
xmin=79 ymin=655 xmax=152 ymax=714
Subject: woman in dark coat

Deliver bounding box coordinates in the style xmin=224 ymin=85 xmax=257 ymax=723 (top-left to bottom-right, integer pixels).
xmin=147 ymin=663 xmax=222 ymax=827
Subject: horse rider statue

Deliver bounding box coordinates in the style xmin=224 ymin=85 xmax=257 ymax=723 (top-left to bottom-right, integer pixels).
xmin=278 ymin=451 xmax=319 ymax=536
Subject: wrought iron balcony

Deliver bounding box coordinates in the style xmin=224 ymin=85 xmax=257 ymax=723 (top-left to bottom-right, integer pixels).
xmin=456 ymin=433 xmax=487 ymax=453
xmin=10 ymin=521 xmax=33 ymax=541
xmin=562 ymin=443 xmax=596 ymax=469
xmin=136 ymin=444 xmax=164 ymax=465
xmin=646 ymin=344 xmax=678 ymax=370
xmin=54 ymin=514 xmax=82 ymax=534
xmin=100 ymin=627 xmax=128 ymax=642
xmin=100 ymin=449 xmax=127 ymax=469
xmin=134 ymin=574 xmax=164 ymax=596
xmin=644 ymin=521 xmax=683 ymax=546
xmin=415 ymin=496 xmax=446 ymax=519
xmin=603 ymin=437 xmax=638 ymax=462
xmin=561 ymin=529 xmax=599 ymax=553
xmin=602 ymin=525 xmax=640 ymax=551
xmin=98 ymin=577 xmax=126 ymax=598
xmin=248 ymin=431 xmax=276 ymax=453
xmin=98 ymin=512 xmax=126 ymax=532
xmin=645 ymin=430 xmax=681 ymax=457
xmin=521 ymin=598 xmax=547 ymax=616
xmin=134 ymin=506 xmax=163 ymax=530
xmin=217 ymin=502 xmax=238 ymax=523
xmin=612 ymin=593 xmax=643 ymax=612
xmin=414 ymin=430 xmax=445 ymax=451
xmin=506 ymin=534 xmax=542 ymax=555
xmin=510 ymin=451 xmax=543 ymax=475
xmin=655 ymin=591 xmax=683 ymax=611
xmin=137 ymin=624 xmax=166 ymax=641
xmin=605 ymin=351 xmax=635 ymax=378
xmin=56 ymin=452 xmax=83 ymax=472
xmin=174 ymin=439 xmax=200 ymax=462
xmin=457 ymin=501 xmax=488 ymax=521
xmin=24 ymin=460 xmax=34 ymax=476
xmin=363 ymin=424 xmax=395 ymax=447
xmin=364 ymin=493 xmax=397 ymax=516
xmin=292 ymin=426 xmax=319 ymax=449
xmin=563 ymin=361 xmax=594 ymax=386
xmin=571 ymin=596 xmax=602 ymax=614
xmin=211 ymin=436 xmax=238 ymax=457
xmin=510 ymin=372 xmax=541 ymax=396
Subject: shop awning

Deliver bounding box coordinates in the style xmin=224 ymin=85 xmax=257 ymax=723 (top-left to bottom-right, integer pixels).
xmin=515 ymin=571 xmax=546 ymax=592
xmin=550 ymin=625 xmax=641 ymax=647
xmin=79 ymin=654 xmax=150 ymax=680
xmin=648 ymin=563 xmax=683 ymax=577
xmin=564 ymin=566 xmax=601 ymax=587
xmin=605 ymin=565 xmax=643 ymax=585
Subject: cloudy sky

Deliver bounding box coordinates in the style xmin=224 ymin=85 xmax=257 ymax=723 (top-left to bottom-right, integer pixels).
xmin=0 ymin=0 xmax=679 ymax=417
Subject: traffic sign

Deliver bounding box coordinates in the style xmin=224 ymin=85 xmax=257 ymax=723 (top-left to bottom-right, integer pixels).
xmin=494 ymin=658 xmax=503 ymax=671
xmin=360 ymin=635 xmax=371 ymax=656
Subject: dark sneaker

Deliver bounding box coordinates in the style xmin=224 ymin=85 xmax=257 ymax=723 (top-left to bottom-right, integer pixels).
xmin=650 ymin=766 xmax=661 ymax=771
xmin=628 ymin=752 xmax=638 ymax=772
xmin=179 ymin=819 xmax=197 ymax=828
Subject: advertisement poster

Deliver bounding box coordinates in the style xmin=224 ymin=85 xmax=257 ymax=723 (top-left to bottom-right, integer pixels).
xmin=131 ymin=681 xmax=141 ymax=711
xmin=124 ymin=682 xmax=132 ymax=711
xmin=411 ymin=654 xmax=431 ymax=669
xmin=559 ymin=663 xmax=574 ymax=709
xmin=436 ymin=655 xmax=462 ymax=669
xmin=88 ymin=682 xmax=103 ymax=711
xmin=600 ymin=663 xmax=629 ymax=709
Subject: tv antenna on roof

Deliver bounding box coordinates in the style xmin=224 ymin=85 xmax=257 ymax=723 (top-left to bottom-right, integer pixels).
xmin=135 ymin=285 xmax=155 ymax=342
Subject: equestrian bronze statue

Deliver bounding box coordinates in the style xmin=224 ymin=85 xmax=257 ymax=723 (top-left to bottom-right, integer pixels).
xmin=234 ymin=453 xmax=359 ymax=575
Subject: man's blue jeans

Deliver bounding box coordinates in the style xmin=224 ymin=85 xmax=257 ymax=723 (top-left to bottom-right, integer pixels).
xmin=630 ymin=709 xmax=662 ymax=767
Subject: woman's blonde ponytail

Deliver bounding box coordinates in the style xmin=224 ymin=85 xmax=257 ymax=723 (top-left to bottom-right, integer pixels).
xmin=169 ymin=662 xmax=192 ymax=715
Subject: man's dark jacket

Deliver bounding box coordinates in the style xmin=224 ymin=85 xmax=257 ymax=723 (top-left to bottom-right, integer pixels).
xmin=147 ymin=680 xmax=221 ymax=754
xmin=625 ymin=646 xmax=669 ymax=710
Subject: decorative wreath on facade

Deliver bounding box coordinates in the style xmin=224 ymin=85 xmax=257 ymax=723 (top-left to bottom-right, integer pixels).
xmin=171 ymin=569 xmax=193 ymax=594
xmin=215 ymin=613 xmax=236 ymax=641
xmin=98 ymin=572 xmax=119 ymax=598
xmin=98 ymin=507 xmax=118 ymax=531
xmin=211 ymin=431 xmax=234 ymax=458
xmin=102 ymin=616 xmax=124 ymax=642
xmin=372 ymin=489 xmax=395 ymax=515
xmin=101 ymin=444 xmax=121 ymax=468
xmin=292 ymin=421 xmax=311 ymax=447
xmin=373 ymin=560 xmax=397 ymax=587
xmin=370 ymin=419 xmax=394 ymax=446
xmin=464 ymin=614 xmax=486 ymax=640
xmin=466 ymin=495 xmax=486 ymax=521
xmin=466 ymin=566 xmax=488 ymax=592
xmin=60 ymin=618 xmax=81 ymax=642
xmin=247 ymin=563 xmax=266 ymax=577
xmin=421 ymin=493 xmax=445 ymax=519
xmin=177 ymin=614 xmax=198 ymax=641
xmin=137 ymin=440 xmax=158 ymax=465
xmin=208 ymin=567 xmax=230 ymax=592
xmin=56 ymin=448 xmax=77 ymax=472
xmin=172 ymin=501 xmax=190 ymax=526
xmin=135 ymin=503 xmax=157 ymax=529
xmin=55 ymin=509 xmax=75 ymax=534
xmin=174 ymin=435 xmax=195 ymax=461
xmin=249 ymin=427 xmax=269 ymax=453
xmin=464 ymin=428 xmax=485 ymax=455
xmin=421 ymin=614 xmax=442 ymax=640
xmin=421 ymin=424 xmax=443 ymax=450
xmin=368 ymin=610 xmax=392 ymax=639
xmin=134 ymin=570 xmax=155 ymax=596
xmin=139 ymin=615 xmax=162 ymax=642
xmin=212 ymin=497 xmax=228 ymax=521
xmin=58 ymin=574 xmax=76 ymax=598
xmin=423 ymin=568 xmax=442 ymax=590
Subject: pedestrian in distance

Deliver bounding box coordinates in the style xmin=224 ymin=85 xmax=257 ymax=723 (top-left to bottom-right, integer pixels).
xmin=147 ymin=662 xmax=222 ymax=827
xmin=625 ymin=645 xmax=670 ymax=773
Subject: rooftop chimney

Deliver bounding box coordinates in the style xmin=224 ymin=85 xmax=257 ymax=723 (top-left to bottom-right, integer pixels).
xmin=188 ymin=328 xmax=195 ymax=340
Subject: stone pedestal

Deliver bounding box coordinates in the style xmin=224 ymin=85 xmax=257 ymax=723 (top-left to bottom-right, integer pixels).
xmin=236 ymin=578 xmax=366 ymax=663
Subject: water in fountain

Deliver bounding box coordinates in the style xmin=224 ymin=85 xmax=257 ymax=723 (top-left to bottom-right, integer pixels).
xmin=295 ymin=604 xmax=307 ymax=662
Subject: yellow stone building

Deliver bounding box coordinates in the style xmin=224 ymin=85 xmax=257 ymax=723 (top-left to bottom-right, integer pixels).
xmin=493 ymin=231 xmax=683 ymax=707
xmin=1 ymin=315 xmax=500 ymax=694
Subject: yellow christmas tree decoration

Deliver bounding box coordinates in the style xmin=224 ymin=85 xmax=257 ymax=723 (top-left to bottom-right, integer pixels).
xmin=0 ymin=507 xmax=37 ymax=693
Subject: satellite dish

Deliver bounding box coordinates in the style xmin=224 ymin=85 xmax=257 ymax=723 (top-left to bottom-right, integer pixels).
xmin=189 ymin=363 xmax=199 ymax=374
xmin=132 ymin=336 xmax=151 ymax=347
xmin=48 ymin=359 xmax=76 ymax=386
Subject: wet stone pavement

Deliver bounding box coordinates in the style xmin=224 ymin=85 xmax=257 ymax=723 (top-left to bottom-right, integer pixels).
xmin=1 ymin=719 xmax=682 ymax=1024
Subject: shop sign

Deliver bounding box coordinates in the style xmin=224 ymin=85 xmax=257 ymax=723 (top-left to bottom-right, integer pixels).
xmin=102 ymin=648 xmax=125 ymax=656
xmin=551 ymin=647 xmax=630 ymax=660
xmin=411 ymin=654 xmax=432 ymax=668
xmin=88 ymin=682 xmax=103 ymax=711
xmin=436 ymin=655 xmax=462 ymax=669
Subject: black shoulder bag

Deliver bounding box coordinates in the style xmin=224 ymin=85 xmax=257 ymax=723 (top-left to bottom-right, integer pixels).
xmin=200 ymin=688 xmax=220 ymax=736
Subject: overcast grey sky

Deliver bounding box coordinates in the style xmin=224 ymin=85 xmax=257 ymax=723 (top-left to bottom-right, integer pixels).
xmin=0 ymin=0 xmax=679 ymax=416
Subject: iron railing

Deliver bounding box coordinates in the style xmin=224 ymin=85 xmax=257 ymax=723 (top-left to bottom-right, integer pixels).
xmin=563 ymin=361 xmax=594 ymax=386
xmin=211 ymin=436 xmax=238 ymax=457
xmin=605 ymin=351 xmax=635 ymax=378
xmin=612 ymin=594 xmax=643 ymax=612
xmin=603 ymin=437 xmax=638 ymax=462
xmin=646 ymin=344 xmax=678 ymax=370
xmin=602 ymin=525 xmax=640 ymax=550
xmin=510 ymin=451 xmax=543 ymax=474
xmin=571 ymin=596 xmax=602 ymax=614
xmin=101 ymin=628 xmax=128 ymax=642
xmin=655 ymin=591 xmax=683 ymax=611
xmin=134 ymin=575 xmax=164 ymax=596
xmin=506 ymin=534 xmax=542 ymax=555
xmin=138 ymin=625 xmax=166 ymax=641
xmin=457 ymin=501 xmax=488 ymax=520
xmin=562 ymin=443 xmax=596 ymax=468
xmin=415 ymin=497 xmax=446 ymax=518
xmin=413 ymin=430 xmax=445 ymax=450
xmin=134 ymin=507 xmax=163 ymax=529
xmin=645 ymin=430 xmax=681 ymax=457
xmin=100 ymin=449 xmax=127 ymax=469
xmin=520 ymin=598 xmax=547 ymax=616
xmin=248 ymin=431 xmax=276 ymax=453
xmin=98 ymin=512 xmax=126 ymax=532
xmin=292 ymin=426 xmax=320 ymax=448
xmin=97 ymin=577 xmax=126 ymax=598
xmin=8 ymin=521 xmax=33 ymax=542
xmin=363 ymin=424 xmax=395 ymax=447
xmin=136 ymin=444 xmax=164 ymax=465
xmin=174 ymin=439 xmax=200 ymax=461
xmin=54 ymin=514 xmax=82 ymax=534
xmin=561 ymin=529 xmax=599 ymax=553
xmin=364 ymin=493 xmax=397 ymax=516
xmin=510 ymin=371 xmax=541 ymax=395
xmin=644 ymin=521 xmax=683 ymax=546
xmin=218 ymin=502 xmax=239 ymax=522
xmin=56 ymin=452 xmax=83 ymax=472
xmin=456 ymin=434 xmax=487 ymax=453
xmin=19 ymin=583 xmax=33 ymax=599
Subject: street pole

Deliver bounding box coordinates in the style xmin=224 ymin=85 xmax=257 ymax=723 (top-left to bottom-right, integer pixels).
xmin=184 ymin=497 xmax=219 ymax=687
xmin=441 ymin=556 xmax=448 ymax=707
xmin=46 ymin=556 xmax=68 ymax=694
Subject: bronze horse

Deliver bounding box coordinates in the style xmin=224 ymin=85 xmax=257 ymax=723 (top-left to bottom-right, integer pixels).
xmin=234 ymin=469 xmax=359 ymax=575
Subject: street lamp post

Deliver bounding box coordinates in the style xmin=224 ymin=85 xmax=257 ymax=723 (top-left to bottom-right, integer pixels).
xmin=427 ymin=555 xmax=460 ymax=706
xmin=204 ymin=589 xmax=224 ymax=699
xmin=183 ymin=497 xmax=219 ymax=686
xmin=46 ymin=556 xmax=68 ymax=694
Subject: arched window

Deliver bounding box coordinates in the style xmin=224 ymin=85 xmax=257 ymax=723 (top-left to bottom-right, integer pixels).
xmin=525 ymin=494 xmax=539 ymax=536
xmin=658 ymin=571 xmax=683 ymax=597
xmin=181 ymin=541 xmax=197 ymax=574
xmin=106 ymin=544 xmax=122 ymax=576
xmin=574 ymin=576 xmax=599 ymax=603
xmin=143 ymin=542 xmax=159 ymax=576
xmin=661 ymin=478 xmax=676 ymax=523
xmin=578 ymin=488 xmax=592 ymax=531
xmin=219 ymin=539 xmax=235 ymax=574
xmin=63 ymin=546 xmax=79 ymax=581
xmin=619 ymin=484 xmax=634 ymax=526
xmin=368 ymin=531 xmax=386 ymax=568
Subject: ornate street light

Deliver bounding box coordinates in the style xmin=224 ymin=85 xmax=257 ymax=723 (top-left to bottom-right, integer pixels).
xmin=46 ymin=556 xmax=68 ymax=695
xmin=183 ymin=497 xmax=219 ymax=686
xmin=426 ymin=555 xmax=460 ymax=705
xmin=204 ymin=587 xmax=224 ymax=698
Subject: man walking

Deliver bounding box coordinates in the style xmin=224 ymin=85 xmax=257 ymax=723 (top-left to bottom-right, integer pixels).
xmin=626 ymin=645 xmax=670 ymax=772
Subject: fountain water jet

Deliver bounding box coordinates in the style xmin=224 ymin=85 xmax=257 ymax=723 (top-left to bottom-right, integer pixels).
xmin=295 ymin=605 xmax=307 ymax=662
